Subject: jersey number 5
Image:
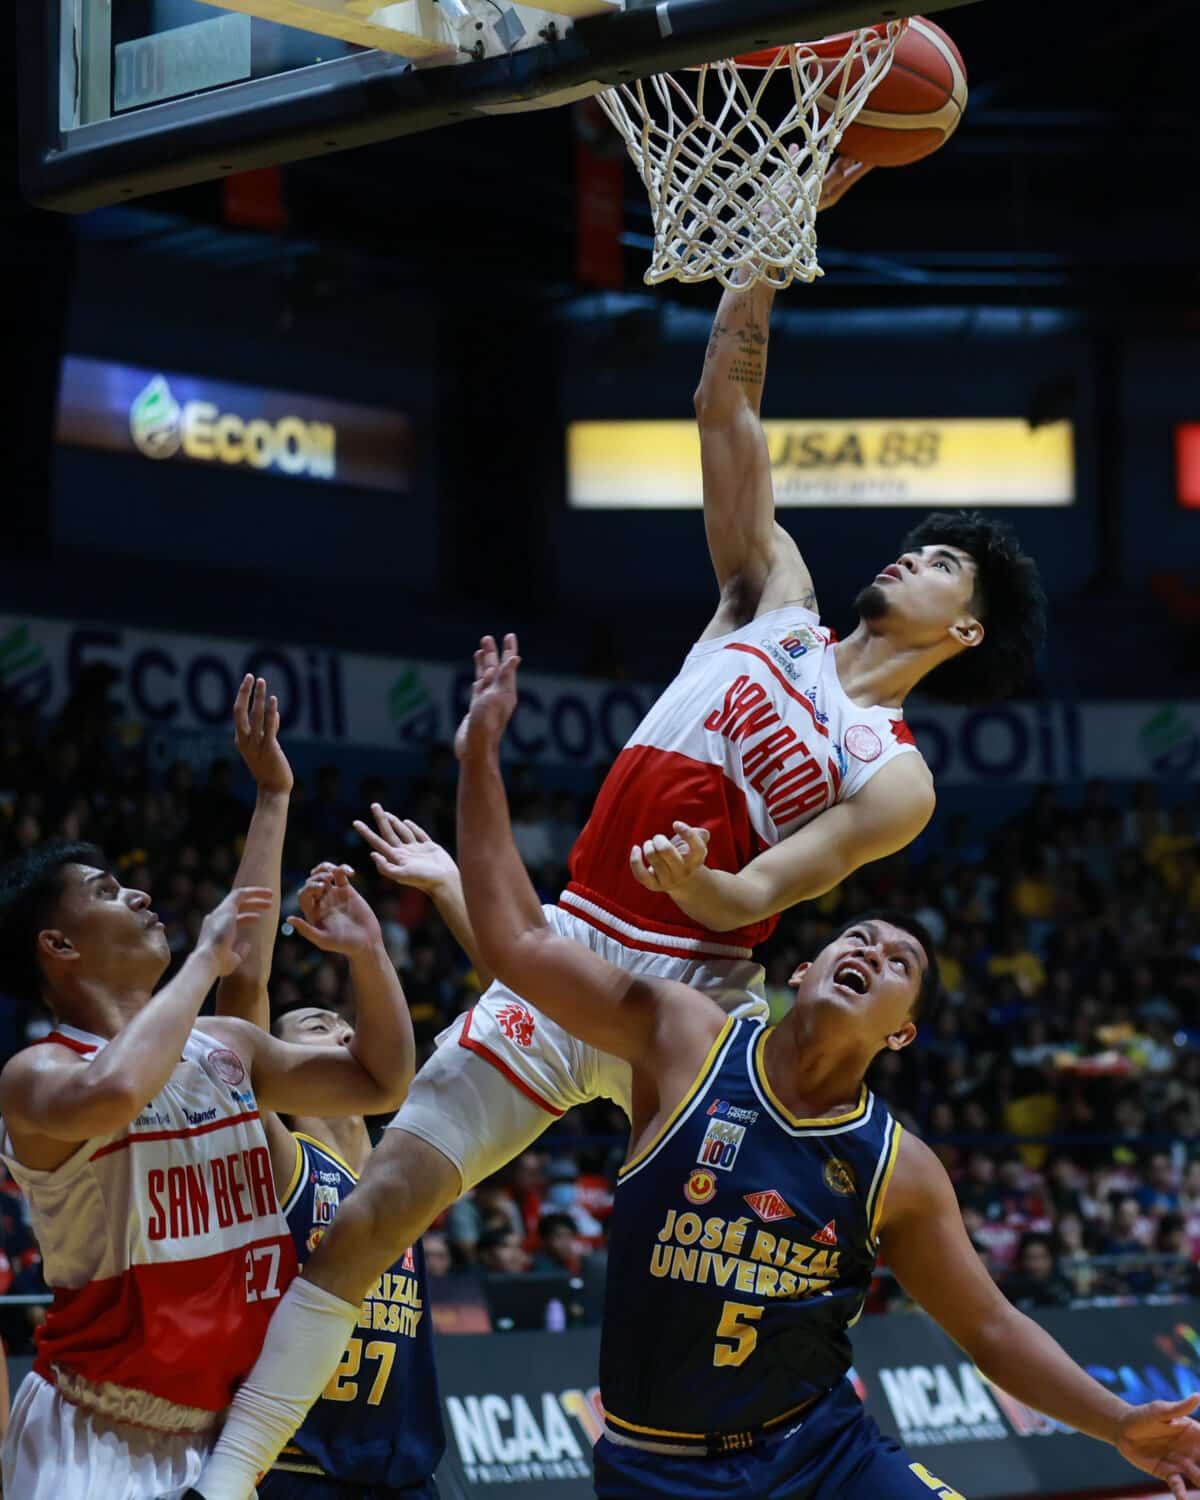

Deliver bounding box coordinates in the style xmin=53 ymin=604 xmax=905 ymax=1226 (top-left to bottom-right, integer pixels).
xmin=713 ymin=1301 xmax=763 ymax=1368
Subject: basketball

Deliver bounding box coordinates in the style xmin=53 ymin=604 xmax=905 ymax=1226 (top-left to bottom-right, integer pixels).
xmin=814 ymin=17 xmax=968 ymax=167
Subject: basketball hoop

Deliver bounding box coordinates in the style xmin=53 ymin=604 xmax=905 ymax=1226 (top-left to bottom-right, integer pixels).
xmin=598 ymin=21 xmax=908 ymax=291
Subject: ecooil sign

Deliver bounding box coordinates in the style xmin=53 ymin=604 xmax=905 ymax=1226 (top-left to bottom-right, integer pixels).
xmin=56 ymin=357 xmax=413 ymax=493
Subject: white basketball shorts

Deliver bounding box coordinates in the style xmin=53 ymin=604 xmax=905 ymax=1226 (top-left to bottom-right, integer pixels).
xmin=388 ymin=903 xmax=767 ymax=1192
xmin=2 ymin=1371 xmax=227 ymax=1500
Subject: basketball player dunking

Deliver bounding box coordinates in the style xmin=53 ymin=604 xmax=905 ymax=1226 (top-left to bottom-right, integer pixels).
xmin=454 ymin=642 xmax=1200 ymax=1500
xmin=192 ymin=202 xmax=1046 ymax=1498
xmin=0 ymin=682 xmax=416 ymax=1500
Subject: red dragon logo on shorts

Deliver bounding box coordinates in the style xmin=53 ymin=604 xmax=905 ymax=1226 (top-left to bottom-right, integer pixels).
xmin=496 ymin=1001 xmax=536 ymax=1048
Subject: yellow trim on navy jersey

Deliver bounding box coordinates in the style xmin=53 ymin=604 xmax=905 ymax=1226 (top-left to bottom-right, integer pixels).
xmin=293 ymin=1130 xmax=361 ymax=1182
xmin=618 ymin=1018 xmax=735 ymax=1180
xmin=280 ymin=1133 xmax=306 ymax=1213
xmin=606 ymin=1392 xmax=816 ymax=1443
xmin=867 ymin=1117 xmax=904 ymax=1247
xmin=751 ymin=1027 xmax=869 ymax=1130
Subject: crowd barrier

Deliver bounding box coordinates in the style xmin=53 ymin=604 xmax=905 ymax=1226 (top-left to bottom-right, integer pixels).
xmin=6 ymin=1301 xmax=1198 ymax=1497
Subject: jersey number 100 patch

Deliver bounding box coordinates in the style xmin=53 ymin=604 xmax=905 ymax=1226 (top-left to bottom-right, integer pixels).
xmin=697 ymin=1119 xmax=746 ymax=1172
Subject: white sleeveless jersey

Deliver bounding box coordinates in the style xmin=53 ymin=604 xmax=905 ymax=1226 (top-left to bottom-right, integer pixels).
xmin=564 ymin=606 xmax=922 ymax=958
xmin=0 ymin=1023 xmax=297 ymax=1432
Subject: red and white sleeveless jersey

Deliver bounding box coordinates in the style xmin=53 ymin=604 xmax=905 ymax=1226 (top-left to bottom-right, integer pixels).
xmin=563 ymin=606 xmax=922 ymax=958
xmin=0 ymin=1023 xmax=297 ymax=1430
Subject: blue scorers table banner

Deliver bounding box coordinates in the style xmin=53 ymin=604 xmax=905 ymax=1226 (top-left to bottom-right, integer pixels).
xmin=5 ymin=1306 xmax=1200 ymax=1495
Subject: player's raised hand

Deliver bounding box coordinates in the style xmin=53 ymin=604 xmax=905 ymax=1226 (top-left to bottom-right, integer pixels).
xmin=196 ymin=887 xmax=275 ymax=976
xmin=818 ymin=153 xmax=874 ymax=212
xmin=1116 ymin=1395 xmax=1200 ymax=1498
xmin=454 ymin=633 xmax=521 ymax=760
xmin=233 ymin=674 xmax=294 ymax=796
xmin=353 ymin=805 xmax=459 ymax=894
xmin=289 ymin=863 xmax=383 ymax=957
xmin=629 ymin=822 xmax=711 ymax=894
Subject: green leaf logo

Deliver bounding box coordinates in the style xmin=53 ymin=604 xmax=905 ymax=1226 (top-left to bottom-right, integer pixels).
xmin=0 ymin=624 xmax=44 ymax=686
xmin=388 ymin=669 xmax=430 ymax=723
xmin=129 ymin=375 xmax=183 ymax=460
xmin=1139 ymin=705 xmax=1200 ymax=778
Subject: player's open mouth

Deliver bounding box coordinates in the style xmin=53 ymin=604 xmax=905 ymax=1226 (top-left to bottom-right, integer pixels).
xmin=876 ymin=565 xmax=904 ymax=582
xmin=833 ymin=961 xmax=871 ymax=996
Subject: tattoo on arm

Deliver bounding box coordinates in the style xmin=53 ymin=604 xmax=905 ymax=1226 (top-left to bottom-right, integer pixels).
xmin=704 ymin=320 xmax=730 ymax=364
xmin=728 ymin=317 xmax=768 ymax=388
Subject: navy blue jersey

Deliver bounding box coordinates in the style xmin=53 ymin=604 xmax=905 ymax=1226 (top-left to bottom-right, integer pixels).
xmin=273 ymin=1133 xmax=445 ymax=1487
xmin=601 ymin=1018 xmax=901 ymax=1449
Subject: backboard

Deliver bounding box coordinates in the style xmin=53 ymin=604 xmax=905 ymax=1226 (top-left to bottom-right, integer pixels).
xmin=19 ymin=0 xmax=982 ymax=212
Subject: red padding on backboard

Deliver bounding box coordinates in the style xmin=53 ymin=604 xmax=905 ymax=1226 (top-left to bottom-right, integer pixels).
xmin=1175 ymin=423 xmax=1200 ymax=509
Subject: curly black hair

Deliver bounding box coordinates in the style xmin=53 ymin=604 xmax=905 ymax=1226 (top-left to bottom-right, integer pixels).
xmin=901 ymin=511 xmax=1046 ymax=705
xmin=0 ymin=841 xmax=107 ymax=1007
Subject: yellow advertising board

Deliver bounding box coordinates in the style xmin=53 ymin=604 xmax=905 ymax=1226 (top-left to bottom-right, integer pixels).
xmin=567 ymin=419 xmax=1075 ymax=509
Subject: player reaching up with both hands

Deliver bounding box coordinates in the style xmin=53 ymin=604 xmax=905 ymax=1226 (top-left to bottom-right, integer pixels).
xmin=0 ymin=675 xmax=417 ymax=1500
xmin=191 ymin=170 xmax=1045 ymax=1496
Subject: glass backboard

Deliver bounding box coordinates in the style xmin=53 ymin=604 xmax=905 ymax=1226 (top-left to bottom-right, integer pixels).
xmin=19 ymin=0 xmax=982 ymax=212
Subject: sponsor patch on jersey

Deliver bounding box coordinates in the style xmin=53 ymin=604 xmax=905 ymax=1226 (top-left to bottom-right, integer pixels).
xmin=685 ymin=1168 xmax=718 ymax=1205
xmin=845 ymin=724 xmax=883 ymax=763
xmin=813 ymin=1219 xmax=839 ymax=1247
xmin=307 ymin=1226 xmax=326 ymax=1253
xmin=495 ymin=1000 xmax=537 ymax=1048
xmin=777 ymin=626 xmax=822 ymax=660
xmin=697 ymin=1118 xmax=746 ymax=1172
xmin=823 ymin=1158 xmax=857 ymax=1197
xmin=206 ymin=1048 xmax=246 ymax=1088
xmin=402 ymin=1245 xmax=416 ymax=1272
xmin=744 ymin=1189 xmax=794 ymax=1223
xmin=706 ymin=1097 xmax=760 ymax=1125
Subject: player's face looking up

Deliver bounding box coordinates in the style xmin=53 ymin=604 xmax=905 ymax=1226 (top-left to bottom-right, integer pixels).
xmin=789 ymin=918 xmax=926 ymax=1052
xmin=273 ymin=1005 xmax=354 ymax=1050
xmin=855 ymin=544 xmax=983 ymax=653
xmin=39 ymin=863 xmax=170 ymax=995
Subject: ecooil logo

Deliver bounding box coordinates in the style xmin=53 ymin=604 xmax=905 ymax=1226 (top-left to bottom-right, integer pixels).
xmin=1139 ymin=706 xmax=1200 ymax=778
xmin=130 ymin=375 xmax=183 ymax=460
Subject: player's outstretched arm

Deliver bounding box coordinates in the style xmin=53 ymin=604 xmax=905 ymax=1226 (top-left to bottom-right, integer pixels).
xmin=457 ymin=635 xmax=710 ymax=1067
xmin=695 ymin=280 xmax=815 ymax=640
xmin=0 ymin=889 xmax=272 ymax=1154
xmin=632 ymin=755 xmax=934 ymax=931
xmin=209 ymin=865 xmax=415 ymax=1118
xmin=881 ymin=1134 xmax=1200 ymax=1498
xmin=215 ymin=675 xmax=292 ymax=1031
xmin=353 ymin=804 xmax=493 ymax=989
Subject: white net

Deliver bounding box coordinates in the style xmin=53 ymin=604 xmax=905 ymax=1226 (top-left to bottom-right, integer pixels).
xmin=597 ymin=21 xmax=907 ymax=291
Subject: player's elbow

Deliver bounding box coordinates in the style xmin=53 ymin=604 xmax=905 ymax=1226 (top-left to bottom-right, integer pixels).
xmin=73 ymin=1075 xmax=148 ymax=1138
xmin=694 ymin=385 xmax=750 ymax=427
xmin=956 ymin=1307 xmax=1025 ymax=1377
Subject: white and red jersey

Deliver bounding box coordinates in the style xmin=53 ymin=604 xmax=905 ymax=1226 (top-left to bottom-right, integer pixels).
xmin=0 ymin=1024 xmax=297 ymax=1433
xmin=563 ymin=606 xmax=922 ymax=959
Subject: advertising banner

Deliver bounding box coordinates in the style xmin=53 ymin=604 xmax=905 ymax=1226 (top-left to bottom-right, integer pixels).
xmin=428 ymin=1305 xmax=1200 ymax=1498
xmin=55 ymin=356 xmax=413 ymax=493
xmin=568 ymin=419 xmax=1076 ymax=509
xmin=1 ymin=614 xmax=1197 ymax=781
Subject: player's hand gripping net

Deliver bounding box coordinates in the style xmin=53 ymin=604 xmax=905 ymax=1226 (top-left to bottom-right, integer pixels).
xmin=598 ymin=20 xmax=907 ymax=291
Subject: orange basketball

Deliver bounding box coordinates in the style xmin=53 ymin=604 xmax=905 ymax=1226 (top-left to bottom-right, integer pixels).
xmin=812 ymin=17 xmax=968 ymax=167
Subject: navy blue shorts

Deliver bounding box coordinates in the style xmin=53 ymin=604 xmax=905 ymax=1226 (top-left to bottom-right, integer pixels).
xmin=593 ymin=1381 xmax=966 ymax=1500
xmin=257 ymin=1471 xmax=440 ymax=1500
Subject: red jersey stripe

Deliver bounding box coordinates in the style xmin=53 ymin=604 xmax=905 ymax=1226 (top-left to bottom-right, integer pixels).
xmin=723 ymin=643 xmax=830 ymax=738
xmin=91 ymin=1109 xmax=263 ymax=1161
